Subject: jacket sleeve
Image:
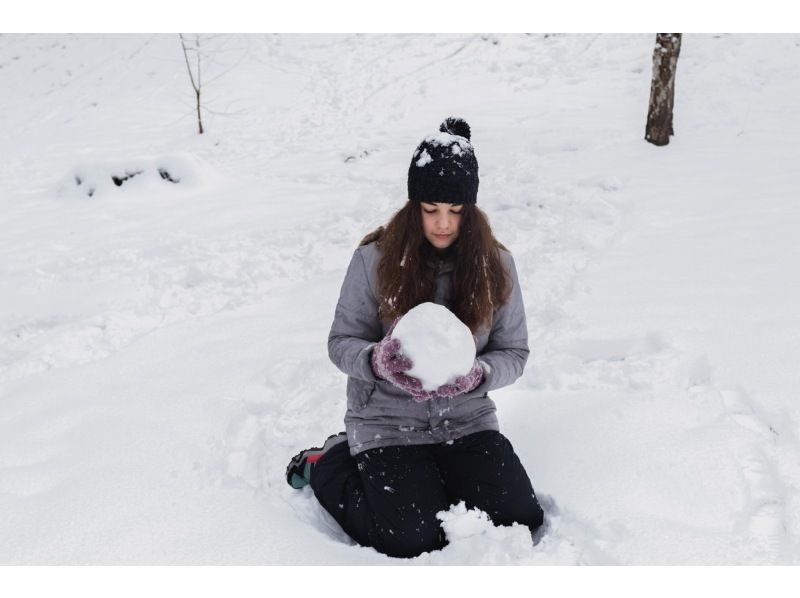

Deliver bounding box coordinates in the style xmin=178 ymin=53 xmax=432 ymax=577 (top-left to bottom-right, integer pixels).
xmin=473 ymin=252 xmax=530 ymax=394
xmin=327 ymin=248 xmax=383 ymax=382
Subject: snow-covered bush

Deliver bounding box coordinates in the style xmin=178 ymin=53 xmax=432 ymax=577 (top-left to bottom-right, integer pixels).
xmin=57 ymin=154 xmax=209 ymax=198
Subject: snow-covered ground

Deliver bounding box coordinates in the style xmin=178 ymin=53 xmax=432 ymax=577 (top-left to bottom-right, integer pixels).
xmin=2 ymin=33 xmax=800 ymax=564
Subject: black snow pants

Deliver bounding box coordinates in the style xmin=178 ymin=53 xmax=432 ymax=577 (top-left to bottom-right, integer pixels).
xmin=310 ymin=430 xmax=544 ymax=559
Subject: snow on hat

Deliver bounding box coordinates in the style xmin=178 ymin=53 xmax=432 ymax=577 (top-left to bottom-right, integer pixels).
xmin=407 ymin=117 xmax=479 ymax=204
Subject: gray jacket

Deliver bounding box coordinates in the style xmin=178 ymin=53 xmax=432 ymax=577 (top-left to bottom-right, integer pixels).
xmin=328 ymin=241 xmax=529 ymax=456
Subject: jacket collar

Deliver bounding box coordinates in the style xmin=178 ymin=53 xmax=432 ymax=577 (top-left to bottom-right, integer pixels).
xmin=425 ymin=253 xmax=455 ymax=275
xmin=422 ymin=241 xmax=457 ymax=275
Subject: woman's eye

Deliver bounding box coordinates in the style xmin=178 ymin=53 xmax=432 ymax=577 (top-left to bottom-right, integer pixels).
xmin=424 ymin=209 xmax=436 ymax=214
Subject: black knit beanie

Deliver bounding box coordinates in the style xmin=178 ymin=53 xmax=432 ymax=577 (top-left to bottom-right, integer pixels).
xmin=407 ymin=117 xmax=479 ymax=204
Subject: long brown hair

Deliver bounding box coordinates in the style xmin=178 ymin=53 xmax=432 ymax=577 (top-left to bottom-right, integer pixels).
xmin=359 ymin=201 xmax=511 ymax=333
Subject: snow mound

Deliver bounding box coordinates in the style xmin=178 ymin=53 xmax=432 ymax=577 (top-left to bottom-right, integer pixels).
xmin=391 ymin=302 xmax=475 ymax=390
xmin=418 ymin=501 xmax=537 ymax=565
xmin=57 ymin=153 xmax=213 ymax=198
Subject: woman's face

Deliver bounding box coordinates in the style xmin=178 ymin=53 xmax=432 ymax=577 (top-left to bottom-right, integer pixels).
xmin=420 ymin=201 xmax=463 ymax=249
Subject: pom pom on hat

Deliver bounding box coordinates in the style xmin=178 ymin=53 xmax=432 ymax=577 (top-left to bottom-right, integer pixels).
xmin=440 ymin=117 xmax=471 ymax=141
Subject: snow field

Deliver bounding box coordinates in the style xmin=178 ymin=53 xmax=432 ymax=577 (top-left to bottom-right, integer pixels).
xmin=2 ymin=33 xmax=800 ymax=564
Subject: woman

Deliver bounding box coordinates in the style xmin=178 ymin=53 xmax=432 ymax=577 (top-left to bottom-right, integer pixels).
xmin=286 ymin=117 xmax=544 ymax=559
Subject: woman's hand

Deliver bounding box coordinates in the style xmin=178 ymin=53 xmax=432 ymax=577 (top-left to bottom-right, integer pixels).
xmin=371 ymin=337 xmax=440 ymax=401
xmin=370 ymin=337 xmax=412 ymax=379
xmin=370 ymin=319 xmax=413 ymax=381
xmin=397 ymin=361 xmax=484 ymax=402
xmin=429 ymin=360 xmax=484 ymax=399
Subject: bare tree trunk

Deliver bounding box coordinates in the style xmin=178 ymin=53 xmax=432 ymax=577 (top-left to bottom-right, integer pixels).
xmin=645 ymin=33 xmax=682 ymax=146
xmin=180 ymin=34 xmax=204 ymax=135
xmin=195 ymin=88 xmax=203 ymax=134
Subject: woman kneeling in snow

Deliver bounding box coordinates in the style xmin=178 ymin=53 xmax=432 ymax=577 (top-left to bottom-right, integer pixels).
xmin=286 ymin=117 xmax=544 ymax=559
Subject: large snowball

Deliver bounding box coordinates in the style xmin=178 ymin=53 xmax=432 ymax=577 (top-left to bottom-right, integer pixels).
xmin=391 ymin=302 xmax=476 ymax=391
